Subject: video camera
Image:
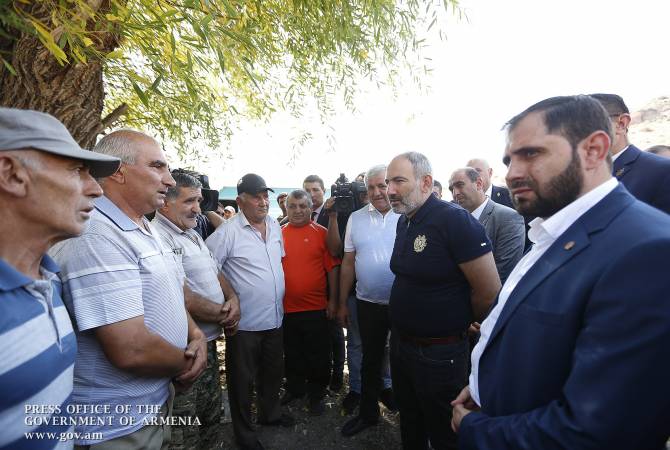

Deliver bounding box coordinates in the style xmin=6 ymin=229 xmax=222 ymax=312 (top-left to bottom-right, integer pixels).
xmin=171 ymin=169 xmax=219 ymax=212
xmin=330 ymin=173 xmax=367 ymax=214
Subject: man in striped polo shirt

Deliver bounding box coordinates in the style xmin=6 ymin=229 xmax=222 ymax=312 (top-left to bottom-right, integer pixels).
xmin=51 ymin=130 xmax=207 ymax=449
xmin=152 ymin=171 xmax=241 ymax=448
xmin=0 ymin=108 xmax=120 ymax=450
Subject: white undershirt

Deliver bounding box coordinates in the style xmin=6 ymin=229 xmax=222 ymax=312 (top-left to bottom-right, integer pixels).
xmin=469 ymin=177 xmax=618 ymax=406
xmin=470 ymin=198 xmax=489 ymax=220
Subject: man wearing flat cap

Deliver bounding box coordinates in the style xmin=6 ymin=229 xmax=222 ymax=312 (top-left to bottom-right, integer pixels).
xmin=206 ymin=174 xmax=293 ymax=450
xmin=0 ymin=108 xmax=119 ymax=449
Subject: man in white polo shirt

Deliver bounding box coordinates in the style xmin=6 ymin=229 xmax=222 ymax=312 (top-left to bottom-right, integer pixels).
xmin=152 ymin=171 xmax=241 ymax=448
xmin=337 ymin=164 xmax=400 ymax=437
xmin=51 ymin=130 xmax=207 ymax=449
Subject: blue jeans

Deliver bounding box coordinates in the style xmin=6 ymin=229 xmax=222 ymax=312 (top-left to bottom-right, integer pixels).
xmin=346 ymin=294 xmax=391 ymax=393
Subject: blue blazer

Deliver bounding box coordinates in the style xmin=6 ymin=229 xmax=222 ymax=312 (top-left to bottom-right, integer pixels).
xmin=613 ymin=144 xmax=670 ymax=214
xmin=460 ymin=185 xmax=670 ymax=450
xmin=491 ymin=184 xmax=513 ymax=209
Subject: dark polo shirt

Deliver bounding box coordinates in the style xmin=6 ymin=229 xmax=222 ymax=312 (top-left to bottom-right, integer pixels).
xmin=389 ymin=194 xmax=491 ymax=337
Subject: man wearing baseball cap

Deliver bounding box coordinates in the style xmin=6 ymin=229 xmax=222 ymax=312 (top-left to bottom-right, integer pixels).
xmin=207 ymin=174 xmax=294 ymax=450
xmin=0 ymin=107 xmax=119 ymax=449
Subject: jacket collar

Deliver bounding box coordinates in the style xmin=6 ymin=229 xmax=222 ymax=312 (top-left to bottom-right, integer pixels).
xmin=613 ymin=144 xmax=641 ymax=179
xmin=485 ymin=184 xmax=635 ymax=347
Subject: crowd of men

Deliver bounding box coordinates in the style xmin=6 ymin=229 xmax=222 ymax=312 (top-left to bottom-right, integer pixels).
xmin=1 ymin=92 xmax=669 ymax=450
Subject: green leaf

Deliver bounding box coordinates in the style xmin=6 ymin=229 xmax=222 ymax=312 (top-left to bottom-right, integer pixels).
xmin=132 ymin=81 xmax=149 ymax=107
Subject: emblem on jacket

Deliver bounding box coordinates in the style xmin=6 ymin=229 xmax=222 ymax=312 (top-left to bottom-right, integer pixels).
xmin=414 ymin=234 xmax=427 ymax=252
xmin=615 ymin=168 xmax=625 ymax=178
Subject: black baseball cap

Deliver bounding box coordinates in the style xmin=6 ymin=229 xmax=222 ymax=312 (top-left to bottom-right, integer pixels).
xmin=237 ymin=173 xmax=274 ymax=195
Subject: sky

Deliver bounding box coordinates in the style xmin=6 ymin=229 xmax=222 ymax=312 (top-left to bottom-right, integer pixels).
xmin=181 ymin=0 xmax=670 ymax=193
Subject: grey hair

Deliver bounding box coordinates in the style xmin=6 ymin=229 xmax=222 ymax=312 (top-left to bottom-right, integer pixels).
xmin=397 ymin=151 xmax=433 ymax=180
xmin=288 ymin=189 xmax=313 ymax=209
xmin=93 ymin=129 xmax=155 ymax=164
xmin=166 ymin=172 xmax=202 ymax=201
xmin=364 ymin=164 xmax=387 ymax=187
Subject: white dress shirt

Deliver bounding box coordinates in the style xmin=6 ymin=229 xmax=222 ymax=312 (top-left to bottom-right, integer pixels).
xmin=470 ymin=198 xmax=489 ymax=221
xmin=469 ymin=177 xmax=618 ymax=406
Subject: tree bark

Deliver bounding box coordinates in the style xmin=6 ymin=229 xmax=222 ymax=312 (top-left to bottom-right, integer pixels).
xmin=0 ymin=2 xmax=120 ymax=149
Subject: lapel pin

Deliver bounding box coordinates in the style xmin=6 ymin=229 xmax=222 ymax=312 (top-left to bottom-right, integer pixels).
xmin=564 ymin=241 xmax=575 ymax=250
xmin=615 ymin=168 xmax=625 ymax=178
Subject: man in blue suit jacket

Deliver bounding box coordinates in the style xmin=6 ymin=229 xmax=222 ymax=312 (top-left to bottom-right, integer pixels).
xmin=590 ymin=93 xmax=670 ymax=214
xmin=451 ymin=95 xmax=670 ymax=450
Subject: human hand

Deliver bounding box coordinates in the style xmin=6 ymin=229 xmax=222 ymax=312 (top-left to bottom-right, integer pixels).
xmin=324 ymin=197 xmax=337 ymax=216
xmin=450 ymin=385 xmax=480 ymax=433
xmin=219 ymin=296 xmax=240 ymax=327
xmin=175 ymin=337 xmax=207 ymax=384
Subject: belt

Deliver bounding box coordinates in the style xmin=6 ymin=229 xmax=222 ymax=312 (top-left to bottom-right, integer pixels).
xmin=397 ymin=331 xmax=467 ymax=346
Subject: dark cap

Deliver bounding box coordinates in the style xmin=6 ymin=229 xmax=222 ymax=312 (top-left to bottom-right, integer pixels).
xmin=0 ymin=107 xmax=121 ymax=178
xmin=237 ymin=173 xmax=274 ymax=195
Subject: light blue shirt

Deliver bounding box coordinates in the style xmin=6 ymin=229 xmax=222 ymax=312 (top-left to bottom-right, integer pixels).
xmin=0 ymin=256 xmax=75 ymax=450
xmin=206 ymin=212 xmax=285 ymax=331
xmin=50 ymin=196 xmax=188 ymax=445
xmin=343 ymin=204 xmax=400 ymax=304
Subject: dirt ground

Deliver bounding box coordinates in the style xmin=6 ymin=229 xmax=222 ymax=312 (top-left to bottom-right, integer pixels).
xmin=196 ymin=341 xmax=403 ymax=450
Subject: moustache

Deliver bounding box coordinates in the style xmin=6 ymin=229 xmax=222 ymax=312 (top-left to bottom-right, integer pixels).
xmin=508 ymin=179 xmax=535 ymax=190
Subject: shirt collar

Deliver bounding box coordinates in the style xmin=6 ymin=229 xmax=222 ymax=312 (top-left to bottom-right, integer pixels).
xmin=0 ymin=254 xmax=59 ymax=291
xmin=409 ymin=192 xmax=437 ymax=224
xmin=238 ymin=211 xmax=274 ymax=229
xmin=485 ymin=183 xmax=493 ymax=198
xmin=95 ymin=196 xmax=140 ymax=231
xmin=471 ymin=198 xmax=489 ymax=220
xmin=528 ymin=177 xmax=618 ymax=244
xmin=154 ymin=211 xmax=187 ymax=235
xmin=611 ymin=144 xmax=630 ymax=163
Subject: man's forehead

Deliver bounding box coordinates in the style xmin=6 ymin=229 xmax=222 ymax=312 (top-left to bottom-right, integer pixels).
xmin=505 ymin=112 xmax=549 ymax=151
xmin=179 ymin=186 xmax=202 ymax=198
xmin=449 ymin=171 xmax=468 ymax=183
xmin=387 ymin=157 xmax=413 ymax=177
xmin=287 ymin=195 xmax=308 ymax=204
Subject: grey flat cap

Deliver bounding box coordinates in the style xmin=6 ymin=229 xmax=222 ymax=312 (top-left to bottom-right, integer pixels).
xmin=0 ymin=108 xmax=121 ymax=177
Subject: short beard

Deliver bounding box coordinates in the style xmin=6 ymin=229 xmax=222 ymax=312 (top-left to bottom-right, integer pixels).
xmin=391 ymin=182 xmax=422 ymax=215
xmin=511 ymin=149 xmax=583 ymax=218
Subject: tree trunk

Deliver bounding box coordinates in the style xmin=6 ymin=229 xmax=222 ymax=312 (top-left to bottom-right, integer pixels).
xmin=0 ymin=2 xmax=120 ymax=149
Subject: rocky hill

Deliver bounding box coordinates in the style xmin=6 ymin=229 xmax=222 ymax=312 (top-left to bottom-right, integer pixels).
xmin=630 ymin=96 xmax=670 ymax=149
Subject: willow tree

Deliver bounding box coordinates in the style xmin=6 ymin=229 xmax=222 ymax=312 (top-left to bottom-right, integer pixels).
xmin=0 ymin=0 xmax=458 ymax=153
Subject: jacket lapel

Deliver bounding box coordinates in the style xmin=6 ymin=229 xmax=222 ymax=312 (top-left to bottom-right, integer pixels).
xmin=485 ymin=185 xmax=635 ymax=347
xmin=478 ymin=200 xmax=495 ymax=227
xmin=613 ymin=145 xmax=641 ymax=180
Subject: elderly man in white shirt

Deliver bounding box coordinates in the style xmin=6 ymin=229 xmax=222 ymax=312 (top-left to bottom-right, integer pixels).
xmin=206 ymin=173 xmax=293 ymax=450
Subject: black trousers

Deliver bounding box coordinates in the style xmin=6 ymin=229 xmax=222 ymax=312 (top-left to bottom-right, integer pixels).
xmin=329 ymin=317 xmax=345 ymax=382
xmin=226 ymin=328 xmax=284 ymax=447
xmin=358 ymin=299 xmax=391 ymax=422
xmin=283 ymin=310 xmax=331 ymax=400
xmin=390 ymin=331 xmax=469 ymax=450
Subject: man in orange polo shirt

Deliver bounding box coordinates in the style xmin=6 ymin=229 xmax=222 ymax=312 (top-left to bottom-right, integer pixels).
xmin=281 ymin=189 xmax=341 ymax=415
